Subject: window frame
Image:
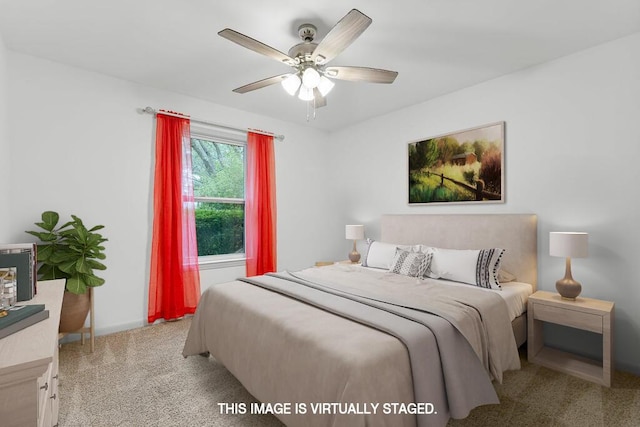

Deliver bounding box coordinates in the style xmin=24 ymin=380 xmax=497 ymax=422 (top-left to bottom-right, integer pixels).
xmin=189 ymin=126 xmax=247 ymax=269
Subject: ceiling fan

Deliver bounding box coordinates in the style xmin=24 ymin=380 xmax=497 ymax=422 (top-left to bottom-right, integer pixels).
xmin=218 ymin=9 xmax=398 ymax=110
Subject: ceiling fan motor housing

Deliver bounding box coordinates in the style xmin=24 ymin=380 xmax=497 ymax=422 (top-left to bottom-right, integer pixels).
xmin=288 ymin=42 xmax=317 ymax=66
xmin=297 ymin=24 xmax=317 ymax=42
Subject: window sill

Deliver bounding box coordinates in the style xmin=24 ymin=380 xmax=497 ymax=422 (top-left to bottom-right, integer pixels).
xmin=198 ymin=257 xmax=246 ymax=270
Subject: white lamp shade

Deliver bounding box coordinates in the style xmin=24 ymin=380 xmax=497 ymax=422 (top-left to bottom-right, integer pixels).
xmin=281 ymin=74 xmax=301 ymax=96
xmin=550 ymin=232 xmax=588 ymax=258
xmin=302 ymin=67 xmax=321 ymax=89
xmin=345 ymin=225 xmax=365 ymax=240
xmin=298 ymin=85 xmax=314 ymax=101
xmin=317 ymin=76 xmax=335 ymax=96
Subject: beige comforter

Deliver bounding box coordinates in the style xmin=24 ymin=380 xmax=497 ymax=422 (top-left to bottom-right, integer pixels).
xmin=183 ymin=264 xmax=520 ymax=427
xmin=292 ymin=265 xmax=520 ymax=383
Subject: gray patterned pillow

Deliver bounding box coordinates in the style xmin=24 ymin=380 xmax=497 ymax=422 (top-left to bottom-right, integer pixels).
xmin=388 ymin=248 xmax=432 ymax=278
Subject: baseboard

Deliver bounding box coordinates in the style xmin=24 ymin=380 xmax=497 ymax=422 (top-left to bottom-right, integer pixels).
xmin=58 ymin=320 xmax=145 ymax=344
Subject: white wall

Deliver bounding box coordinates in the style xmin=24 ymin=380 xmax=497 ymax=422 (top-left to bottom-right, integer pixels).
xmin=6 ymin=52 xmax=335 ymax=334
xmin=0 ymin=32 xmax=8 ymax=241
xmin=5 ymin=30 xmax=639 ymax=374
xmin=330 ymin=32 xmax=640 ymax=374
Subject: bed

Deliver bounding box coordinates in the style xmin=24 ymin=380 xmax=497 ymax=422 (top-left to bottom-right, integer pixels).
xmin=183 ymin=214 xmax=537 ymax=427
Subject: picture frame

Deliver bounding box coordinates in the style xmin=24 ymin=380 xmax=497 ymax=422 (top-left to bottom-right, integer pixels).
xmin=408 ymin=121 xmax=505 ymax=205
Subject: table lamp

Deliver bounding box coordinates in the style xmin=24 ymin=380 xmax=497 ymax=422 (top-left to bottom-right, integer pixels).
xmin=549 ymin=231 xmax=588 ymax=300
xmin=345 ymin=225 xmax=365 ymax=263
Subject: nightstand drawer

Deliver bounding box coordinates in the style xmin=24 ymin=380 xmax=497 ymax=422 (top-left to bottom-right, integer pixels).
xmin=533 ymin=303 xmax=603 ymax=333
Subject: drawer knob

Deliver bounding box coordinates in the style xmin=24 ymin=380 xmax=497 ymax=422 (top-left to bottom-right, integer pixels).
xmin=50 ymin=393 xmax=57 ymax=400
xmin=40 ymin=382 xmax=48 ymax=391
xmin=53 ymin=374 xmax=59 ymax=380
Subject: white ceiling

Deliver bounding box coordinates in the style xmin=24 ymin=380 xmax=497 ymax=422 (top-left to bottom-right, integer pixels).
xmin=1 ymin=0 xmax=639 ymax=132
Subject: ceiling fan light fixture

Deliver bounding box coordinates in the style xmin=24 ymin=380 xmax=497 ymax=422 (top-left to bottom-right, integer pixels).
xmin=317 ymin=76 xmax=335 ymax=97
xmin=281 ymin=74 xmax=301 ymax=96
xmin=298 ymin=85 xmax=315 ymax=101
xmin=301 ymin=67 xmax=321 ymax=89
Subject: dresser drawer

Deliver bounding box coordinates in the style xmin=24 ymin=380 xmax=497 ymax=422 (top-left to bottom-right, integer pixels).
xmin=533 ymin=302 xmax=603 ymax=333
xmin=50 ymin=345 xmax=60 ymax=426
xmin=37 ymin=361 xmax=54 ymax=426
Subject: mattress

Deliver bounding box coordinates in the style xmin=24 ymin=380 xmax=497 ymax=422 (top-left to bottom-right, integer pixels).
xmin=427 ymin=279 xmax=532 ymax=321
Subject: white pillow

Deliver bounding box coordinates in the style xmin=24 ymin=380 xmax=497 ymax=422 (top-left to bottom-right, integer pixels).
xmin=428 ymin=247 xmax=505 ymax=290
xmin=363 ymin=239 xmax=416 ymax=270
xmin=498 ymin=269 xmax=517 ymax=283
xmin=388 ymin=248 xmax=432 ymax=278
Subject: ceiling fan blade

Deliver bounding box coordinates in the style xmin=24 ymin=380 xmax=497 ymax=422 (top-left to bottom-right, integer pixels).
xmin=311 ymin=9 xmax=372 ymax=65
xmin=325 ymin=66 xmax=398 ymax=84
xmin=233 ymin=74 xmax=292 ymax=94
xmin=219 ymin=28 xmax=296 ymax=66
xmin=313 ymin=88 xmax=327 ymax=108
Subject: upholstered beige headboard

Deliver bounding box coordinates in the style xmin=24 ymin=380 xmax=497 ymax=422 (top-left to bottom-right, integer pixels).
xmin=381 ymin=214 xmax=538 ymax=290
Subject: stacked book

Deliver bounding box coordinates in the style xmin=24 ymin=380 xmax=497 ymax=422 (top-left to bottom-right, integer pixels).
xmin=0 ymin=304 xmax=49 ymax=339
xmin=0 ymin=243 xmax=37 ymax=301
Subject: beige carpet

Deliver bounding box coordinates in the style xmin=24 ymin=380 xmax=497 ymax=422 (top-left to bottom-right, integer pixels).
xmin=59 ymin=318 xmax=640 ymax=427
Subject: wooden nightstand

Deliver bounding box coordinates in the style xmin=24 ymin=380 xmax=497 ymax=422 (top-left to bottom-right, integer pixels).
xmin=314 ymin=261 xmax=335 ymax=267
xmin=314 ymin=260 xmax=360 ymax=267
xmin=528 ymin=290 xmax=614 ymax=386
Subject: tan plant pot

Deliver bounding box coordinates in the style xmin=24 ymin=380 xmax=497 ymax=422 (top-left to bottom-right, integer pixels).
xmin=59 ymin=291 xmax=91 ymax=333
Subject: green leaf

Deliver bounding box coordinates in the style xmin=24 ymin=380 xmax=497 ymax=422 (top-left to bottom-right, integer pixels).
xmin=75 ymin=257 xmax=93 ymax=275
xmin=40 ymin=211 xmax=60 ymax=231
xmin=37 ymin=263 xmax=57 ymax=280
xmin=59 ymin=228 xmax=80 ymax=240
xmin=86 ymin=259 xmax=107 ymax=270
xmin=37 ymin=264 xmax=69 ymax=281
xmin=25 ymin=230 xmax=57 ymax=242
xmin=58 ymin=259 xmax=77 ymax=275
xmin=66 ymin=275 xmax=87 ymax=294
xmin=49 ymin=250 xmax=77 ymax=264
xmin=85 ymin=275 xmax=105 ymax=287
xmin=73 ymin=224 xmax=88 ymax=242
xmin=36 ymin=244 xmax=55 ymax=262
xmin=87 ymin=234 xmax=107 ymax=246
xmin=89 ymin=225 xmax=105 ymax=232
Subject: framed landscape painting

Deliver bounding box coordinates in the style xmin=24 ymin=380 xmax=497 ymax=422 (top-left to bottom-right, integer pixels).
xmin=408 ymin=121 xmax=505 ymax=205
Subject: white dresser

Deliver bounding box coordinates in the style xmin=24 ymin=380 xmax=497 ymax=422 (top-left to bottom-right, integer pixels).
xmin=0 ymin=279 xmax=65 ymax=427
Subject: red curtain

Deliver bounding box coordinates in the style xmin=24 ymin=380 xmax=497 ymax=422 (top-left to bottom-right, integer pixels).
xmin=245 ymin=131 xmax=277 ymax=276
xmin=148 ymin=112 xmax=201 ymax=323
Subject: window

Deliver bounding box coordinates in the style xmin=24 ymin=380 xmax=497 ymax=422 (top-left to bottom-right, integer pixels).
xmin=190 ymin=128 xmax=245 ymax=265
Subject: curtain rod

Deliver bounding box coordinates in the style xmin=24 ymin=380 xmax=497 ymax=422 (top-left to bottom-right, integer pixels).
xmin=138 ymin=107 xmax=285 ymax=141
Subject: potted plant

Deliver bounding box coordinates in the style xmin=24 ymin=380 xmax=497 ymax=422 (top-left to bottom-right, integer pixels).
xmin=26 ymin=211 xmax=107 ymax=332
